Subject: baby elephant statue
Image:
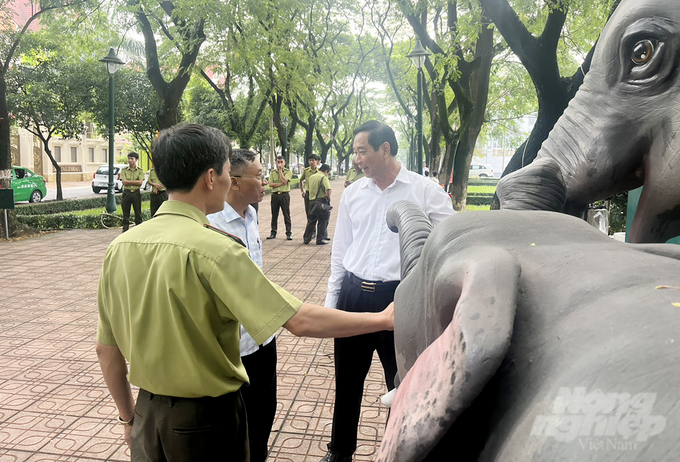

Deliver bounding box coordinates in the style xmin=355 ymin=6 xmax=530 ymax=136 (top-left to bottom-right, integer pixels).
xmin=377 ymin=201 xmax=680 ymax=462
xmin=496 ymin=0 xmax=680 ymax=243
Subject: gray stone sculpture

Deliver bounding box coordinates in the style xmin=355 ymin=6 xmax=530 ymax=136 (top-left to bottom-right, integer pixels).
xmin=496 ymin=0 xmax=680 ymax=243
xmin=377 ymin=203 xmax=680 ymax=461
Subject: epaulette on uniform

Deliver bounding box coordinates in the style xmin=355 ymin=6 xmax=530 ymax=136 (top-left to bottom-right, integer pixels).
xmin=204 ymin=224 xmax=246 ymax=248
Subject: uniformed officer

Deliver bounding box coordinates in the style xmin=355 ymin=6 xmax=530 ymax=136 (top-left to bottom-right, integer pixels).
xmin=96 ymin=123 xmax=394 ymax=461
xmin=299 ymin=154 xmax=320 ymax=220
xmin=146 ymin=167 xmax=167 ymax=217
xmin=267 ymin=155 xmax=293 ymax=240
xmin=303 ymin=163 xmax=332 ymax=245
xmin=119 ymin=152 xmax=145 ymax=232
xmin=344 ymin=156 xmax=364 ymax=187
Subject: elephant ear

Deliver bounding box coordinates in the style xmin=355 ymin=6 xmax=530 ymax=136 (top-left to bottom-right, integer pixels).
xmin=497 ymin=157 xmax=567 ymax=211
xmin=376 ymin=247 xmax=520 ymax=462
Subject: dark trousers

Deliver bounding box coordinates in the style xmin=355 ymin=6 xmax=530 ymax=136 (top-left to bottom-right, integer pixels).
xmin=303 ymin=199 xmax=329 ymax=244
xmin=270 ymin=192 xmax=291 ymax=235
xmin=240 ymin=339 xmax=277 ymax=462
xmin=122 ymin=189 xmax=142 ymax=231
xmin=329 ymin=274 xmax=399 ymax=456
xmin=131 ymin=388 xmax=249 ymax=462
xmin=304 ymin=191 xmax=310 ymax=218
xmin=149 ymin=190 xmax=168 ymax=217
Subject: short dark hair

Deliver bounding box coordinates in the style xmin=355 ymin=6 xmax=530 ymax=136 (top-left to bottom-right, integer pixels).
xmin=230 ymin=149 xmax=258 ymax=176
xmin=309 ymin=154 xmax=320 ymax=161
xmin=319 ymin=163 xmax=331 ymax=173
xmin=276 ymin=155 xmax=285 ymax=161
xmin=127 ymin=152 xmax=139 ymax=159
xmin=152 ymin=123 xmax=231 ymax=192
xmin=353 ymin=120 xmax=398 ymax=156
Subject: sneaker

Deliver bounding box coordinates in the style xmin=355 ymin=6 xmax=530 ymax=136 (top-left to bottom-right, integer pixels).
xmin=316 ymin=240 xmax=329 ymax=245
xmin=286 ymin=233 xmax=293 ymax=241
xmin=319 ymin=451 xmax=352 ymax=462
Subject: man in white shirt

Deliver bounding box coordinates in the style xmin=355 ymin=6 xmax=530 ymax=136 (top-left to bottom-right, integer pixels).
xmin=207 ymin=149 xmax=272 ymax=462
xmin=320 ymin=121 xmax=455 ymax=462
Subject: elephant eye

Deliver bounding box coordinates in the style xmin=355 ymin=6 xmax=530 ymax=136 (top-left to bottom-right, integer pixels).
xmin=631 ymin=40 xmax=655 ymax=65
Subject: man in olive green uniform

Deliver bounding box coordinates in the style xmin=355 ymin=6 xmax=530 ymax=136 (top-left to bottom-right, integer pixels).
xmin=299 ymin=154 xmax=320 ymax=220
xmin=120 ymin=152 xmax=145 ymax=232
xmin=303 ymin=163 xmax=332 ymax=245
xmin=267 ymin=155 xmax=293 ymax=240
xmin=146 ymin=167 xmax=167 ymax=217
xmin=96 ymin=123 xmax=393 ymax=462
xmin=344 ymin=156 xmax=364 ymax=187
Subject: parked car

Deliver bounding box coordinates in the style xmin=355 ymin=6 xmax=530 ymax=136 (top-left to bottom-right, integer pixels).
xmin=11 ymin=166 xmax=47 ymax=203
xmin=468 ymin=163 xmax=493 ymax=178
xmin=92 ymin=164 xmax=125 ymax=193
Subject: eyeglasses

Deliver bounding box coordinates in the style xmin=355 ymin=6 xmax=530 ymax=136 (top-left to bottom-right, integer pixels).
xmin=232 ymin=174 xmax=267 ymax=182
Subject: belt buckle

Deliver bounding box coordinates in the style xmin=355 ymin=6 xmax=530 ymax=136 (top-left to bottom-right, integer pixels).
xmin=361 ymin=281 xmax=376 ymax=292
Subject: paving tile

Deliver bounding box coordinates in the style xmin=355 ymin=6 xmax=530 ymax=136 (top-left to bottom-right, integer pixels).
xmin=0 ymin=178 xmax=394 ymax=459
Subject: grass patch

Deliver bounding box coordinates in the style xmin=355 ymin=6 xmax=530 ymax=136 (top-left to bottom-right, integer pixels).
xmin=467 ymin=184 xmax=496 ymax=194
xmin=71 ymin=202 xmax=151 ymax=217
xmin=465 ymin=204 xmax=491 ymax=211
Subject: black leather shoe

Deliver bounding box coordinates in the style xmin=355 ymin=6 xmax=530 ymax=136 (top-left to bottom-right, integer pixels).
xmin=286 ymin=233 xmax=293 ymax=240
xmin=266 ymin=232 xmax=276 ymax=239
xmin=316 ymin=240 xmax=329 ymax=245
xmin=303 ymin=239 xmax=311 ymax=245
xmin=319 ymin=451 xmax=352 ymax=462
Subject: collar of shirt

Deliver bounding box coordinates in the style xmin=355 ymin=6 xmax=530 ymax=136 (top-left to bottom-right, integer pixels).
xmin=155 ymin=200 xmax=209 ymax=225
xmin=207 ymin=202 xmax=262 ymax=268
xmin=359 ymin=163 xmax=410 ymax=191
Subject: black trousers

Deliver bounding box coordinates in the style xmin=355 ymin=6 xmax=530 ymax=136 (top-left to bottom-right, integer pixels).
xmin=304 ymin=191 xmax=310 ymax=218
xmin=240 ymin=339 xmax=277 ymax=462
xmin=329 ymin=274 xmax=399 ymax=456
xmin=270 ymin=192 xmax=291 ymax=235
xmin=303 ymin=199 xmax=330 ymax=244
xmin=149 ymin=190 xmax=168 ymax=217
xmin=122 ymin=189 xmax=142 ymax=231
xmin=131 ymin=388 xmax=249 ymax=462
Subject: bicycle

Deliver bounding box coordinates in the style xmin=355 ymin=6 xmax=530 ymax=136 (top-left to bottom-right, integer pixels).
xmin=100 ymin=211 xmax=135 ymax=230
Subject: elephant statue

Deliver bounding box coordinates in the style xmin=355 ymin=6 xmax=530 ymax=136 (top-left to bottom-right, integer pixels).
xmin=377 ymin=201 xmax=680 ymax=461
xmin=496 ymin=0 xmax=680 ymax=243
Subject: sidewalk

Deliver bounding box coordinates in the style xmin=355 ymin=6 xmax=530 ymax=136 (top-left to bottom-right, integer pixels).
xmin=0 ymin=178 xmax=389 ymax=461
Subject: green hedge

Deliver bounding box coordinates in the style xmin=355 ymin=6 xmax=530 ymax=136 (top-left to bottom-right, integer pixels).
xmin=466 ymin=193 xmax=494 ymax=206
xmin=15 ymin=192 xmax=152 ymax=215
xmin=17 ymin=209 xmax=153 ymax=230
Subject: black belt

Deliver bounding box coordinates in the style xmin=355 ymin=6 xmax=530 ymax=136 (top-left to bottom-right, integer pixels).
xmin=124 ymin=189 xmax=140 ymax=193
xmin=348 ymin=273 xmax=399 ymax=293
xmin=139 ymin=388 xmax=238 ymax=407
xmin=273 ymin=191 xmax=289 ymax=195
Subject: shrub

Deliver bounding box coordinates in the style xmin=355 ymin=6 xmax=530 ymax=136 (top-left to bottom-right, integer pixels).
xmin=15 ymin=192 xmax=152 ymax=215
xmin=17 ymin=209 xmax=153 ymax=230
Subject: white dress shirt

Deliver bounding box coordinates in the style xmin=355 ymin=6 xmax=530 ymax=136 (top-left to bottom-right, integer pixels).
xmin=325 ymin=164 xmax=455 ymax=308
xmin=207 ymin=202 xmax=275 ymax=356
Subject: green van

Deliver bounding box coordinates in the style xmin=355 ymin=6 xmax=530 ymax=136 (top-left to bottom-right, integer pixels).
xmin=12 ymin=166 xmax=47 ymax=203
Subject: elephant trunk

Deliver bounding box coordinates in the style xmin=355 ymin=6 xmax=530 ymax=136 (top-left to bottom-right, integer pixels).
xmin=386 ymin=201 xmax=433 ymax=280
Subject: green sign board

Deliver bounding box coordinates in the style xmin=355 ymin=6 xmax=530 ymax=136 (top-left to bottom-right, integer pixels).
xmin=0 ymin=188 xmax=14 ymax=210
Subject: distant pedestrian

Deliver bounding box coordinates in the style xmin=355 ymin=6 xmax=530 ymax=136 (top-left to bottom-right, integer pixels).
xmin=120 ymin=152 xmax=144 ymax=232
xmin=299 ymin=154 xmax=320 ymax=221
xmin=146 ymin=167 xmax=167 ymax=217
xmin=267 ymin=155 xmax=293 ymax=240
xmin=303 ymin=163 xmax=332 ymax=245
xmin=344 ymin=156 xmax=364 ymax=187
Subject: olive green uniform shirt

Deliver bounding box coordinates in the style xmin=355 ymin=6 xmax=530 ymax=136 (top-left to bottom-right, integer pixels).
xmin=307 ymin=172 xmax=331 ymax=200
xmin=147 ymin=168 xmax=165 ymax=192
xmin=346 ymin=169 xmax=364 ymax=184
xmin=269 ymin=168 xmax=292 ymax=193
xmin=299 ymin=166 xmax=319 ymax=190
xmin=120 ymin=166 xmax=145 ymax=191
xmin=97 ymin=200 xmax=302 ymax=398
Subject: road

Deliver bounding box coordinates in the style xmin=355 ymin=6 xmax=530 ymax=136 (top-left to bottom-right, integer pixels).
xmin=42 ymin=180 xmax=109 ymax=202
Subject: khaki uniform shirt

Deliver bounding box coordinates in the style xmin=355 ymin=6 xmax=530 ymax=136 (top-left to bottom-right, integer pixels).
xmin=299 ymin=166 xmax=319 ymax=190
xmin=97 ymin=200 xmax=302 ymax=398
xmin=307 ymin=172 xmax=331 ymax=201
xmin=346 ymin=169 xmax=364 ymax=184
xmin=269 ymin=168 xmax=292 ymax=193
xmin=147 ymin=168 xmax=165 ymax=192
xmin=120 ymin=166 xmax=145 ymax=191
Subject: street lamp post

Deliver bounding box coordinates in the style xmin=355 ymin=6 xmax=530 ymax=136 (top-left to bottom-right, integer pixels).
xmin=406 ymin=40 xmax=431 ymax=175
xmin=99 ymin=48 xmax=125 ymax=214
xmin=282 ymin=116 xmax=290 ymax=163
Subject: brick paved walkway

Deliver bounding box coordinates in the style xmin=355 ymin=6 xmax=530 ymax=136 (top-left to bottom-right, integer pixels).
xmin=0 ymin=178 xmax=389 ymax=461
